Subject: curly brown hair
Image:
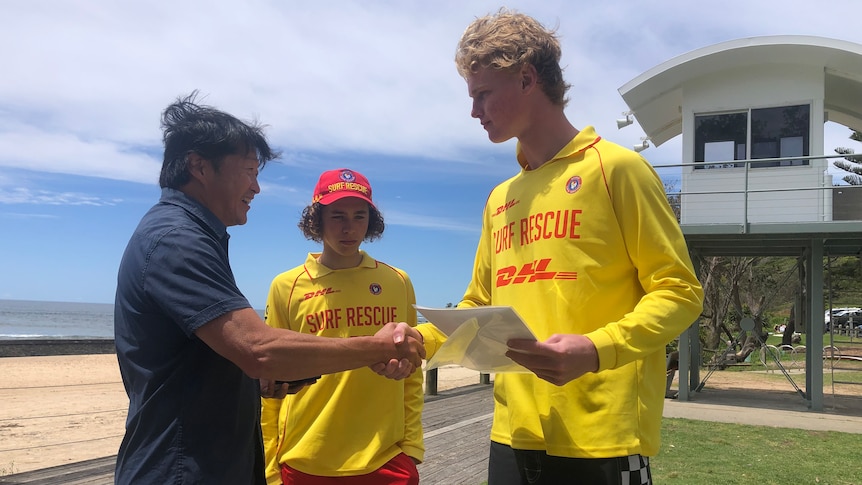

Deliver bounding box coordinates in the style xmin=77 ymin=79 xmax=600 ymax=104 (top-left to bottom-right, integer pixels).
xmin=455 ymin=8 xmax=570 ymax=107
xmin=297 ymin=202 xmax=385 ymax=243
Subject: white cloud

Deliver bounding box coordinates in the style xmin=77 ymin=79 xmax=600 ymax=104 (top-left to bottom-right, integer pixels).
xmin=256 ymin=181 xmax=306 ymax=208
xmin=0 ymin=186 xmax=119 ymax=206
xmin=1 ymin=0 xmax=861 ymax=184
xmin=384 ymin=209 xmax=478 ymax=233
xmin=4 ymin=0 xmax=862 ymax=307
xmin=0 ymin=212 xmax=59 ymax=219
xmin=0 ymin=126 xmax=160 ymax=184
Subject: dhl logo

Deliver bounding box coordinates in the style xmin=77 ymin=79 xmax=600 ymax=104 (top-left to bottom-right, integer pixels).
xmin=303 ymin=287 xmax=338 ymax=300
xmin=495 ymin=258 xmax=578 ymax=287
xmin=492 ymin=198 xmax=519 ymax=217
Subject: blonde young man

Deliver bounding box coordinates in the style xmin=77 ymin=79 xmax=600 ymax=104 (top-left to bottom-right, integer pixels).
xmin=443 ymin=9 xmax=704 ymax=484
xmin=261 ymin=169 xmax=423 ymax=485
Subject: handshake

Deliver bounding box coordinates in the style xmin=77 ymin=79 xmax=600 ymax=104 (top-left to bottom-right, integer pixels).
xmin=260 ymin=322 xmax=425 ymax=399
xmin=370 ymin=321 xmax=426 ymax=379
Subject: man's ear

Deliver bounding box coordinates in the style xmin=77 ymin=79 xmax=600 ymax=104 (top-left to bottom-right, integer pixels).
xmin=187 ymin=152 xmax=207 ymax=182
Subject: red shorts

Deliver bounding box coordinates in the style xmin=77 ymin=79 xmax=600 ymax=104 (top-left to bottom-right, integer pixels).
xmin=280 ymin=452 xmax=419 ymax=485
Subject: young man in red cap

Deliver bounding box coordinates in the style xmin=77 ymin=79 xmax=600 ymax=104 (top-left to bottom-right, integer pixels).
xmin=261 ymin=168 xmax=423 ymax=485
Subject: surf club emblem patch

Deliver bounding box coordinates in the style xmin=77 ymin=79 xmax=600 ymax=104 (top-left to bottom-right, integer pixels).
xmin=565 ymin=176 xmax=582 ymax=194
xmin=369 ymin=283 xmax=382 ymax=295
xmin=340 ymin=170 xmax=356 ymax=182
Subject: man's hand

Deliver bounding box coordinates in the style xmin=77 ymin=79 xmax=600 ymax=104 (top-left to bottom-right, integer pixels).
xmin=260 ymin=377 xmax=319 ymax=398
xmin=279 ymin=377 xmax=319 ymax=395
xmin=370 ymin=322 xmax=425 ymax=379
xmin=505 ymin=334 xmax=599 ymax=386
xmin=370 ymin=358 xmax=416 ymax=380
xmin=259 ymin=379 xmax=289 ymax=399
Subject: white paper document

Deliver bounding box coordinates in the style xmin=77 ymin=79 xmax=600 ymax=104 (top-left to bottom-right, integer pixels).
xmin=415 ymin=305 xmax=537 ymax=373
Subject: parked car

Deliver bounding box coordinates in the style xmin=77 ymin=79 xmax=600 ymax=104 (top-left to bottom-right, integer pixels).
xmin=828 ymin=308 xmax=862 ymax=329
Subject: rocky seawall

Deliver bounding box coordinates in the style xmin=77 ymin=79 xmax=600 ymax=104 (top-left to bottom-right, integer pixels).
xmin=0 ymin=339 xmax=115 ymax=357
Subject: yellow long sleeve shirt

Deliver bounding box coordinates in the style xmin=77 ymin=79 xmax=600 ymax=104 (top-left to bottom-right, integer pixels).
xmin=459 ymin=127 xmax=703 ymax=458
xmin=260 ymin=251 xmax=423 ymax=483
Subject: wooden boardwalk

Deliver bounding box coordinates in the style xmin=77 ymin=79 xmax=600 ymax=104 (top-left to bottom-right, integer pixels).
xmin=0 ymin=383 xmax=494 ymax=485
xmin=417 ymin=384 xmax=494 ymax=484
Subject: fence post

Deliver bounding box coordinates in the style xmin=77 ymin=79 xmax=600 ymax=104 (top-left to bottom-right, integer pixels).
xmin=425 ymin=368 xmax=438 ymax=396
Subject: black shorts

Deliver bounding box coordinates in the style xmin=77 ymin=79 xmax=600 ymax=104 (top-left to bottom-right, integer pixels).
xmin=488 ymin=441 xmax=652 ymax=485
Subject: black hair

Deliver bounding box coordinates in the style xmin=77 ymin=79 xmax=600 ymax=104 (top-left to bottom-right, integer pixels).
xmin=158 ymin=91 xmax=281 ymax=188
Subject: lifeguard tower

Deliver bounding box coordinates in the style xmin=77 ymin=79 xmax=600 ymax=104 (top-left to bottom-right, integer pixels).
xmin=618 ymin=36 xmax=862 ymax=410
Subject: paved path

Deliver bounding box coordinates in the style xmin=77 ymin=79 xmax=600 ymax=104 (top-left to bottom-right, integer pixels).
xmin=666 ymin=385 xmax=862 ymax=434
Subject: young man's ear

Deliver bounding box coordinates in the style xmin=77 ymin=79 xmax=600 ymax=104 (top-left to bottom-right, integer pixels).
xmin=519 ymin=63 xmax=539 ymax=92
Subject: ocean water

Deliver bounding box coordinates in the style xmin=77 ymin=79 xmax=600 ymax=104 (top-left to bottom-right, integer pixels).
xmin=0 ymin=299 xmax=114 ymax=339
xmin=0 ymin=299 xmax=268 ymax=339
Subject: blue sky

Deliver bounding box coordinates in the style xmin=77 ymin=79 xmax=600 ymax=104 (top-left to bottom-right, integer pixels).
xmin=1 ymin=0 xmax=861 ymax=309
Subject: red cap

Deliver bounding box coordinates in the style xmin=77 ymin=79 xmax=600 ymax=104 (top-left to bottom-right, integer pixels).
xmin=312 ymin=168 xmax=374 ymax=207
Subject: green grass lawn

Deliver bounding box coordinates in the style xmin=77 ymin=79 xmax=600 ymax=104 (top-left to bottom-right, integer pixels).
xmin=476 ymin=417 xmax=862 ymax=485
xmin=655 ymin=418 xmax=862 ymax=484
xmin=471 ymin=349 xmax=862 ymax=485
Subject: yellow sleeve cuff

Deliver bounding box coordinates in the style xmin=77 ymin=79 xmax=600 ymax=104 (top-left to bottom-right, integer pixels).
xmin=585 ymin=328 xmax=616 ymax=372
xmin=416 ymin=323 xmax=448 ymax=360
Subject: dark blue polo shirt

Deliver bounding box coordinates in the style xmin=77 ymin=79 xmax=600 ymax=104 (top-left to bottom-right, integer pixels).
xmin=114 ymin=187 xmax=264 ymax=484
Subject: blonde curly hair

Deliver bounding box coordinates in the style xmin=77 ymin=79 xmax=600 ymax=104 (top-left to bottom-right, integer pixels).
xmin=455 ymin=8 xmax=570 ymax=107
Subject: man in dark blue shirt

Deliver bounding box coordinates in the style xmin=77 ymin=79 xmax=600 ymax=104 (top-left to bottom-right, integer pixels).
xmin=114 ymin=92 xmax=425 ymax=484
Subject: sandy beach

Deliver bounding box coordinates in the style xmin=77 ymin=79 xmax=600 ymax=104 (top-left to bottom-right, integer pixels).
xmin=5 ymin=354 xmax=862 ymax=479
xmin=0 ymin=354 xmax=487 ymax=476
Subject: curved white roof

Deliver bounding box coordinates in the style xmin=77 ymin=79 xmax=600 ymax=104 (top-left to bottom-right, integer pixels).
xmin=618 ymin=35 xmax=862 ymax=146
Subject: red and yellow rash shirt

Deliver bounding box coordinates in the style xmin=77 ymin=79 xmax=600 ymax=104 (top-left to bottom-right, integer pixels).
xmin=459 ymin=126 xmax=703 ymax=458
xmin=260 ymin=251 xmax=422 ymax=483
